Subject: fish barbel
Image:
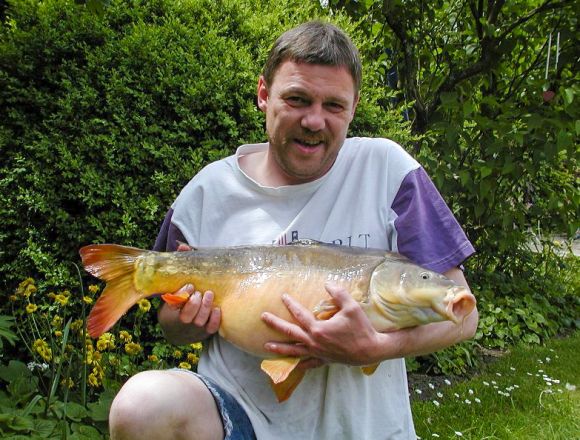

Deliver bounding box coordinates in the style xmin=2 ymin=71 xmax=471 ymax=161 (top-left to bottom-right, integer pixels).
xmin=80 ymin=240 xmax=476 ymax=401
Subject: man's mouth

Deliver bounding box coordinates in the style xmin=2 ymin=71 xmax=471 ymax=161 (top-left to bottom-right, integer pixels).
xmin=295 ymin=138 xmax=324 ymax=149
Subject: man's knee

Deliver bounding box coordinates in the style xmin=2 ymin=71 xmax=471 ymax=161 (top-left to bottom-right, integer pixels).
xmin=109 ymin=370 xmax=224 ymax=440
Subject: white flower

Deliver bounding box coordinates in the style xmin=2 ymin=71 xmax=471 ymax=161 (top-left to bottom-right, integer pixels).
xmin=475 ymin=398 xmax=481 ymax=403
xmin=432 ymin=434 xmax=440 ymax=438
xmin=444 ymin=379 xmax=451 ymax=385
xmin=565 ymin=383 xmax=577 ymax=391
xmin=483 ymin=381 xmax=490 ymax=386
xmin=455 ymin=431 xmax=463 ymax=437
xmin=464 ymin=399 xmax=472 ymax=404
xmin=433 ymin=400 xmax=440 ymax=407
xmin=428 ymin=383 xmax=435 ymax=389
xmin=468 ymin=389 xmax=474 ymax=395
xmin=415 ymin=389 xmax=423 ymax=394
xmin=437 ymin=392 xmax=443 ymax=398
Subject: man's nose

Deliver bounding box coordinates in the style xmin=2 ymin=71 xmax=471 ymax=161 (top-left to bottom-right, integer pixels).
xmin=300 ymin=105 xmax=325 ymax=132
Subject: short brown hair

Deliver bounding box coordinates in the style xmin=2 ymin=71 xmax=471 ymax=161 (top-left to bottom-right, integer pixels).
xmin=262 ymin=21 xmax=362 ymax=92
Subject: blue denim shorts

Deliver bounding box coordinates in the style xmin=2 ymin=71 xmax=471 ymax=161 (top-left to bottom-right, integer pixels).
xmin=175 ymin=369 xmax=256 ymax=440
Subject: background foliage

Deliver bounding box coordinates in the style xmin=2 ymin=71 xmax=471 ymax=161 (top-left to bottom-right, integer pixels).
xmin=0 ymin=0 xmax=578 ymax=437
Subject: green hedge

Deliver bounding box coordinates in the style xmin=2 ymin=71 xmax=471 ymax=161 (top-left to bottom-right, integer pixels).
xmin=0 ymin=0 xmax=414 ymax=292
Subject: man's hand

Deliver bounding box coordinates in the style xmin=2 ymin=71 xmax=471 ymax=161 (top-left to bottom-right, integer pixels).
xmin=158 ymin=244 xmax=221 ymax=345
xmin=260 ymin=283 xmax=382 ymax=366
xmin=171 ymin=284 xmax=221 ymax=335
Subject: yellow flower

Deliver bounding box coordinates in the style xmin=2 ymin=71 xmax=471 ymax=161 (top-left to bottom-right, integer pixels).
xmin=148 ymin=355 xmax=159 ymax=362
xmin=54 ymin=330 xmax=63 ymax=338
xmin=88 ymin=372 xmax=100 ymax=387
xmin=61 ymin=377 xmax=74 ymax=389
xmin=92 ymin=351 xmax=102 ymax=363
xmin=26 ymin=303 xmax=38 ymax=314
xmin=51 ymin=315 xmax=63 ymax=328
xmin=172 ymin=350 xmax=182 ymax=358
xmin=97 ymin=333 xmax=115 ymax=351
xmin=47 ymin=292 xmax=56 ymax=300
xmin=178 ymin=361 xmax=192 ymax=370
xmin=190 ymin=342 xmax=203 ymax=350
xmin=82 ymin=296 xmax=93 ymax=305
xmin=33 ymin=339 xmax=52 ymax=362
xmin=54 ymin=294 xmax=69 ymax=306
xmin=9 ymin=295 xmax=17 ymax=302
xmin=71 ymin=319 xmax=84 ymax=332
xmin=119 ymin=330 xmax=132 ymax=343
xmin=187 ymin=353 xmax=199 ymax=364
xmin=137 ymin=298 xmax=151 ymax=313
xmin=88 ymin=284 xmax=100 ymax=295
xmin=125 ymin=342 xmax=142 ymax=356
xmin=17 ymin=278 xmax=36 ymax=298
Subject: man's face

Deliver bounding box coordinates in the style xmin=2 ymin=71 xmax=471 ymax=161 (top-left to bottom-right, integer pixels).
xmin=257 ymin=60 xmax=359 ymax=185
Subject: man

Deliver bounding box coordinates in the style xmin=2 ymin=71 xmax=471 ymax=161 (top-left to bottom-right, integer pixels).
xmin=109 ymin=21 xmax=478 ymax=440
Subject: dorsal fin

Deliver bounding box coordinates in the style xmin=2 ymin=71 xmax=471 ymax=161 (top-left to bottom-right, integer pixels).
xmin=287 ymin=239 xmax=323 ymax=246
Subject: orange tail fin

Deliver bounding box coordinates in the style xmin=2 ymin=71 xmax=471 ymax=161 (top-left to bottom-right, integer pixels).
xmin=80 ymin=244 xmax=146 ymax=338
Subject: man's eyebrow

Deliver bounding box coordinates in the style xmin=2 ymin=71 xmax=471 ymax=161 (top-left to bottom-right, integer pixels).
xmin=281 ymin=87 xmax=350 ymax=104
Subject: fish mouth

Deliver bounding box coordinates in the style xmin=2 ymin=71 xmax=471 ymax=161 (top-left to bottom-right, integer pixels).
xmin=441 ymin=286 xmax=476 ymax=323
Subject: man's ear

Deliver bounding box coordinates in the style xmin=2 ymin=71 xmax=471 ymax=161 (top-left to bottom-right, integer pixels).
xmin=350 ymin=93 xmax=360 ymax=121
xmin=257 ymin=76 xmax=269 ymax=112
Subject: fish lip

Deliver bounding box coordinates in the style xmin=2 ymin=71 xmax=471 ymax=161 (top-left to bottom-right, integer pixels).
xmin=442 ymin=285 xmax=473 ymax=323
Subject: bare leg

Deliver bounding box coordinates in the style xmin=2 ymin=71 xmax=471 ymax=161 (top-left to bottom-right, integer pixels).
xmin=109 ymin=370 xmax=224 ymax=440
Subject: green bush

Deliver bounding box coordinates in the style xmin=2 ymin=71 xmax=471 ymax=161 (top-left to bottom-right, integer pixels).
xmin=0 ymin=2 xmax=419 ymax=435
xmin=0 ymin=0 xmax=414 ymax=293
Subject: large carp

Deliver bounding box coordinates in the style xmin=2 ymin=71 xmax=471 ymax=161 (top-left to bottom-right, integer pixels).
xmin=80 ymin=240 xmax=476 ymax=401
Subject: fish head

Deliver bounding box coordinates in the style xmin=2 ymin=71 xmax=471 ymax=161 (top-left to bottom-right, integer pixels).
xmin=369 ymin=261 xmax=476 ymax=329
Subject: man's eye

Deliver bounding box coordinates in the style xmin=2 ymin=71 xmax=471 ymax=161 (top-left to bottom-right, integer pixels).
xmin=326 ymin=102 xmax=344 ymax=112
xmin=286 ymin=96 xmax=307 ymax=106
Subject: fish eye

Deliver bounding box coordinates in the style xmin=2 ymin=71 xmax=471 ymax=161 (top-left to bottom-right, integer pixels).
xmin=419 ymin=272 xmax=431 ymax=280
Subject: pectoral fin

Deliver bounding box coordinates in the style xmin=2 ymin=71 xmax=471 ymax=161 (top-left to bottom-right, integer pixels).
xmin=313 ymin=298 xmax=339 ymax=320
xmin=271 ymin=367 xmax=306 ymax=403
xmin=360 ymin=363 xmax=380 ymax=375
xmin=261 ymin=357 xmax=305 ymax=402
xmin=261 ymin=357 xmax=301 ymax=384
xmin=161 ymin=292 xmax=191 ymax=307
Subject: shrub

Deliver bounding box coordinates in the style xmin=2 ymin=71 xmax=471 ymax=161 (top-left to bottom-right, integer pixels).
xmin=0 ymin=0 xmax=414 ymax=293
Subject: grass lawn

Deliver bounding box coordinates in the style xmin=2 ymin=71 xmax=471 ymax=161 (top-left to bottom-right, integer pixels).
xmin=411 ymin=331 xmax=579 ymax=439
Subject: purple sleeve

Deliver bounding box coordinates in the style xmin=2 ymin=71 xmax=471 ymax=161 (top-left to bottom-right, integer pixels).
xmin=152 ymin=208 xmax=187 ymax=252
xmin=392 ymin=168 xmax=475 ymax=273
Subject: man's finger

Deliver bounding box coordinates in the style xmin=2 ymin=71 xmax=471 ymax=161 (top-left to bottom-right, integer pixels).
xmin=205 ymin=307 xmax=221 ymax=334
xmin=263 ymin=341 xmax=311 ymax=357
xmin=179 ymin=290 xmax=202 ymax=323
xmin=177 ymin=243 xmax=192 ymax=252
xmin=193 ymin=291 xmax=214 ymax=326
xmin=324 ymin=282 xmax=356 ymax=308
xmin=280 ymin=293 xmax=316 ymax=329
xmin=261 ymin=310 xmax=310 ymax=343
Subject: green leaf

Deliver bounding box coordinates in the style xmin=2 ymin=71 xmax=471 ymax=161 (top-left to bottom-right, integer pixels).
xmin=32 ymin=419 xmax=57 ymax=438
xmin=563 ymin=87 xmax=574 ymax=105
xmin=65 ymin=402 xmax=88 ymax=422
xmin=0 ymin=361 xmax=31 ymax=383
xmin=7 ymin=414 xmax=35 ymax=432
xmin=7 ymin=376 xmax=39 ymax=403
xmin=556 ymin=130 xmax=572 ymax=151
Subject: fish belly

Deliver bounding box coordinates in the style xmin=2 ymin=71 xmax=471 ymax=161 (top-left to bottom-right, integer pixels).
xmin=216 ymin=270 xmax=353 ymax=357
